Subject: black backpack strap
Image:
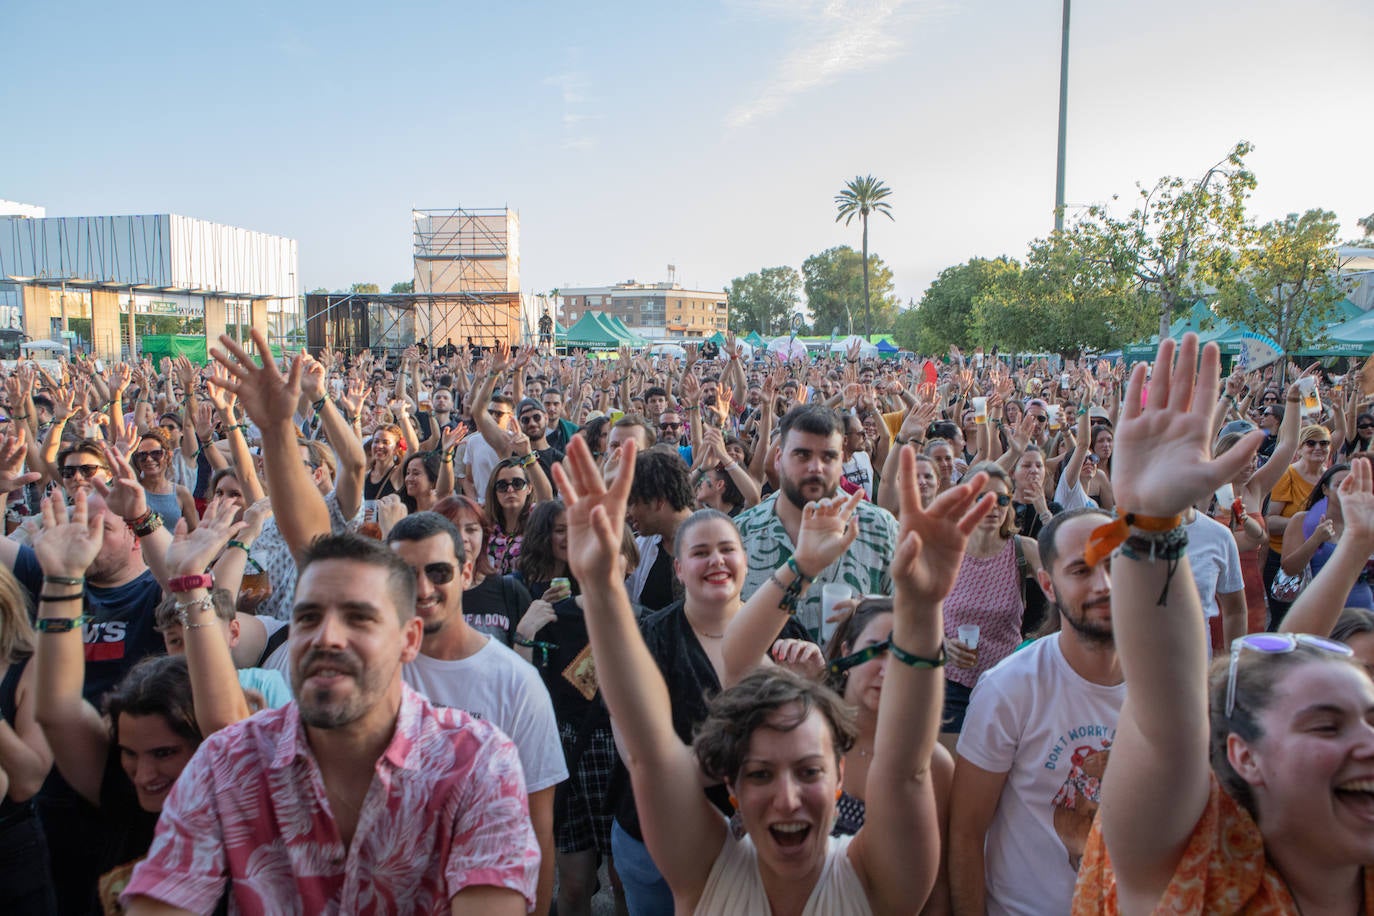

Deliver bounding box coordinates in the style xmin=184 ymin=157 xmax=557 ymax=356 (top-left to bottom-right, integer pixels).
xmin=256 ymin=622 xmax=292 ymax=669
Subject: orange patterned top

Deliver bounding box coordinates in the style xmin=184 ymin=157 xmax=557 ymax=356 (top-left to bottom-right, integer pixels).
xmin=1071 ymin=774 xmax=1374 ymax=915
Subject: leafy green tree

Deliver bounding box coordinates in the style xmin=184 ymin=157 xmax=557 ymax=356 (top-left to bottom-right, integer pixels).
xmin=975 ymin=233 xmax=1154 ymax=356
xmin=1213 ymin=209 xmax=1349 ymax=356
xmin=390 ymin=280 xmax=415 ymax=294
xmin=1359 ymin=213 xmax=1374 ymax=239
xmin=350 ymin=283 xmax=381 ymax=295
xmin=727 ymin=266 xmax=802 ymax=335
xmin=802 ymin=247 xmax=897 ymax=337
xmin=904 ymin=257 xmax=1020 ymax=354
xmin=1073 ymin=141 xmax=1256 ymax=339
xmin=834 ymin=175 xmax=894 ymax=338
xmin=308 ymin=287 xmax=329 ymax=295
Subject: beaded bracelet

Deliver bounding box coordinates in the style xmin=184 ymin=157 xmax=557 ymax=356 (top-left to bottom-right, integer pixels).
xmin=227 ymin=540 xmax=251 ymax=553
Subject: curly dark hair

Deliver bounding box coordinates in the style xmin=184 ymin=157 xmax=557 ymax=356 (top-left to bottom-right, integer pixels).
xmin=628 ymin=449 xmax=693 ymax=512
xmin=693 ymin=668 xmax=857 ymax=785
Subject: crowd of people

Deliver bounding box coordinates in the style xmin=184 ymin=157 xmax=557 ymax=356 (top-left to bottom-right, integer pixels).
xmin=0 ymin=327 xmax=1371 ymax=914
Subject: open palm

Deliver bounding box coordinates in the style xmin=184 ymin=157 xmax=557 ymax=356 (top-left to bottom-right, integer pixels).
xmin=1113 ymin=336 xmax=1263 ymax=517
xmin=552 ymin=437 xmax=634 ymax=583
xmin=892 ymin=447 xmax=994 ymax=604
xmin=793 ymin=490 xmax=862 ymax=578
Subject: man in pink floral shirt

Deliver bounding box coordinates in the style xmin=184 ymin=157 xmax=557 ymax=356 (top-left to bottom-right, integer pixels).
xmin=123 ymin=534 xmax=539 ymax=915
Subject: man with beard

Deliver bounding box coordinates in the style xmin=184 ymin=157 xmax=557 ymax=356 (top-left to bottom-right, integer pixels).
xmin=389 ymin=512 xmax=565 ymax=916
xmin=947 ymin=507 xmax=1125 ymax=916
xmin=733 ymin=406 xmax=898 ymax=627
xmin=122 ymin=533 xmax=540 ymax=914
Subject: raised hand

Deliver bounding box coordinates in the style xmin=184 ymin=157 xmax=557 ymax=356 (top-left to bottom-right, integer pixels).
xmin=32 ymin=491 xmax=103 ymax=580
xmin=553 ymin=436 xmax=636 ymax=583
xmin=792 ymin=490 xmax=863 ymax=579
xmin=298 ymin=353 xmax=327 ymax=401
xmin=1114 ymin=335 xmax=1263 ymax=518
xmin=93 ymin=444 xmax=148 ymax=521
xmin=769 ymin=639 xmax=826 ymax=680
xmin=489 ymin=340 xmax=512 ymax=375
xmin=1338 ymin=461 xmax=1374 ymax=549
xmin=113 ymin=419 xmax=139 ymax=460
xmin=208 ymin=329 xmax=302 ymax=430
xmin=338 ymin=377 xmax=366 ymax=419
xmin=240 ymin=497 xmax=273 ymax=541
xmin=0 ymin=427 xmax=40 ymax=494
xmin=107 ymin=362 xmax=131 ymax=395
xmin=164 ymin=498 xmax=244 ymax=578
xmin=891 ymin=446 xmax=995 ymax=604
xmin=441 ymin=424 xmax=468 ymax=453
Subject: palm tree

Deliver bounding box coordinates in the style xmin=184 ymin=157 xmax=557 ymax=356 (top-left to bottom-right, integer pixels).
xmin=834 ymin=175 xmax=895 ymax=338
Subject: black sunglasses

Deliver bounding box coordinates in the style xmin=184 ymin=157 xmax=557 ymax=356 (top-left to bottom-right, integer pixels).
xmin=1305 ymin=440 xmax=1331 ymax=448
xmin=659 ymin=423 xmax=681 ymax=431
xmin=829 ymin=638 xmax=890 ymax=676
xmin=1359 ymin=424 xmax=1374 ymax=431
xmin=987 ymin=493 xmax=1012 ymax=506
xmin=495 ymin=478 xmax=529 ymax=493
xmin=60 ymin=464 xmax=106 ymax=479
xmin=134 ymin=449 xmax=166 ymax=463
xmin=415 ymin=562 xmax=456 ymax=585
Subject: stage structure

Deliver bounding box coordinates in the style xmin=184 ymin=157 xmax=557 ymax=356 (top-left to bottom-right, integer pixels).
xmin=306 ymin=207 xmax=525 ymax=357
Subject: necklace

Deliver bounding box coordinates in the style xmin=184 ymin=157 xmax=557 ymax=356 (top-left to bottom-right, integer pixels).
xmin=694 ymin=628 xmax=725 ymax=639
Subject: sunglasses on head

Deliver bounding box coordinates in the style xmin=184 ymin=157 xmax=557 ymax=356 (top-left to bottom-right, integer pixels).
xmin=828 ymin=638 xmax=891 ymax=676
xmin=415 ymin=562 xmax=456 ymax=585
xmin=134 ymin=449 xmax=166 ymax=463
xmin=495 ymin=478 xmax=529 ymax=493
xmin=60 ymin=464 xmax=106 ymax=479
xmin=1226 ymin=633 xmax=1352 ymax=717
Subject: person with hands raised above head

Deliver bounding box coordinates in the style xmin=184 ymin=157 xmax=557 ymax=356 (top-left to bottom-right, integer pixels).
xmin=557 ymin=432 xmax=992 ymax=914
xmin=1278 ymin=458 xmax=1374 ymax=650
xmin=1072 ymin=333 xmax=1374 ymax=915
xmin=30 ymin=490 xmax=207 ymax=913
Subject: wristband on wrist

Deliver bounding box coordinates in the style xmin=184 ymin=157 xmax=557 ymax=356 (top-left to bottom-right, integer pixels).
xmin=888 ymin=641 xmax=946 ymax=669
xmin=43 ymin=574 xmax=85 ymax=586
xmin=168 ymin=573 xmax=215 ymax=593
xmin=227 ymin=540 xmax=251 ymax=553
xmin=36 ymin=614 xmax=88 ymax=632
xmin=311 ymin=397 xmax=327 ymax=413
xmin=132 ymin=511 xmax=164 ymax=538
xmin=1083 ymin=511 xmax=1182 ymax=567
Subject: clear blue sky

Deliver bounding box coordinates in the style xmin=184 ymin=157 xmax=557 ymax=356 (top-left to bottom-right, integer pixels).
xmin=4 ymin=0 xmax=1371 ymax=306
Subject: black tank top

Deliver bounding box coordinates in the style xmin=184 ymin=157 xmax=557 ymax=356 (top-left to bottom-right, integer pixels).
xmin=0 ymin=655 xmax=31 ymax=820
xmin=364 ymin=463 xmax=400 ymax=500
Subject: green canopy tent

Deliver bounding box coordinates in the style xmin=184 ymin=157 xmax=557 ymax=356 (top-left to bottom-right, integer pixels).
xmin=601 ymin=314 xmax=647 ymax=345
xmin=563 ymin=312 xmax=626 ymax=349
xmin=744 ymin=331 xmax=766 ymax=347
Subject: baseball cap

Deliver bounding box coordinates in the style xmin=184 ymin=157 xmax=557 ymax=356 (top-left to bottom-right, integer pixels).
xmin=517 ymin=398 xmax=544 ymax=417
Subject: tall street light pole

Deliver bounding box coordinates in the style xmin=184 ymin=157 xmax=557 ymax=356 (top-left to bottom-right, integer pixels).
xmin=1054 ymin=0 xmax=1071 ymax=232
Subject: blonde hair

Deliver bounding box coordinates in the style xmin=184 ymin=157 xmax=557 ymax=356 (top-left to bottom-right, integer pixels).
xmin=0 ymin=565 xmax=35 ymax=662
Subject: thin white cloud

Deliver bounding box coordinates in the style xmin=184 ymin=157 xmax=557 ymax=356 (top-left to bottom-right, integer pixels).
xmin=544 ymin=66 xmax=599 ymax=150
xmin=726 ymin=0 xmax=949 ymax=128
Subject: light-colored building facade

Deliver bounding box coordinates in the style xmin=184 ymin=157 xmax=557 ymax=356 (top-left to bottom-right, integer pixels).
xmin=559 ymin=280 xmax=727 ymax=340
xmin=0 ymin=209 xmax=299 ymax=360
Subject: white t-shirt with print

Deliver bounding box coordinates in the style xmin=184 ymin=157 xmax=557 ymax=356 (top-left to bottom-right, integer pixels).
xmin=956 ymin=635 xmax=1126 ymax=916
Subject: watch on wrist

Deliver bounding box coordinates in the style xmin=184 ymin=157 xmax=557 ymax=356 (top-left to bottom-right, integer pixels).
xmin=167 ymin=573 xmax=215 ymax=593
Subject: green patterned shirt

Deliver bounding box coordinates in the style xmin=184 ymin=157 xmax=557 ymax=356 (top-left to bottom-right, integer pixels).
xmin=734 ymin=493 xmax=899 ymax=633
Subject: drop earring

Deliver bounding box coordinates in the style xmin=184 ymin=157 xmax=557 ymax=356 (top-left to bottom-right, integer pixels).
xmin=729 ymin=794 xmax=738 ymax=810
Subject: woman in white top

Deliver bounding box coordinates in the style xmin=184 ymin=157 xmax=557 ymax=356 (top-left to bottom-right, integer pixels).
xmin=556 ymin=436 xmax=993 ymax=915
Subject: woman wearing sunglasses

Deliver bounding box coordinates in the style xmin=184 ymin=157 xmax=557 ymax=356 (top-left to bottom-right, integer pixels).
xmin=1265 ymin=423 xmax=1333 ymax=628
xmin=1074 ymin=335 xmax=1374 ymax=915
xmin=485 ymin=457 xmax=539 ymax=574
xmin=939 ymin=462 xmax=1042 ymax=747
xmin=131 ymin=428 xmax=198 ymax=532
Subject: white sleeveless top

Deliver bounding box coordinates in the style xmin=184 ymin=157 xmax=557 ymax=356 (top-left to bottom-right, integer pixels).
xmin=694 ymin=829 xmax=871 ymax=915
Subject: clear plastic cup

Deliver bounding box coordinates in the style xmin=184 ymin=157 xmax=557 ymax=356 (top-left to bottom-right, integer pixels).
xmin=971 ymin=397 xmax=988 ymax=424
xmin=958 ymin=623 xmax=980 ymax=650
xmin=820 ymin=584 xmax=851 ymax=644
